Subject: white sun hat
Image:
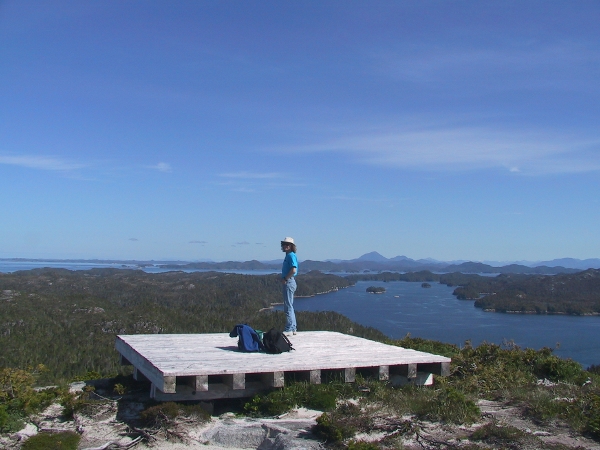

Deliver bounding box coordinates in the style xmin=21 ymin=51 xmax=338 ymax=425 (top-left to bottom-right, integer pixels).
xmin=281 ymin=237 xmax=295 ymax=245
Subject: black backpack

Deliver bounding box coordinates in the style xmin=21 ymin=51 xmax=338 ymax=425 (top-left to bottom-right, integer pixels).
xmin=262 ymin=328 xmax=294 ymax=354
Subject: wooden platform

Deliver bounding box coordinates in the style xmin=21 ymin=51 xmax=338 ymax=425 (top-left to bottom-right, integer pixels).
xmin=115 ymin=331 xmax=451 ymax=401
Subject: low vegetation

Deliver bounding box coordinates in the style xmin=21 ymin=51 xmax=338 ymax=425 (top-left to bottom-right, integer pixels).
xmin=3 ymin=268 xmax=600 ymax=448
xmin=2 ymin=333 xmax=600 ymax=448
xmin=241 ymin=336 xmax=600 ymax=448
xmin=140 ymin=401 xmax=211 ymax=428
xmin=0 ymin=365 xmax=64 ymax=433
xmin=21 ymin=431 xmax=80 ymax=450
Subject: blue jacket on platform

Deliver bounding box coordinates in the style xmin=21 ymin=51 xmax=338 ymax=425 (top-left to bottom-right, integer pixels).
xmin=229 ymin=324 xmax=263 ymax=352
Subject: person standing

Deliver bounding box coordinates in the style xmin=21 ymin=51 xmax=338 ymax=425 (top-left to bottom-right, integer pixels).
xmin=280 ymin=237 xmax=298 ymax=334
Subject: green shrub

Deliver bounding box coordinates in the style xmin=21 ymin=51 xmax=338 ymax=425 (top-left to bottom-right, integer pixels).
xmin=243 ymin=390 xmax=296 ymax=417
xmin=59 ymin=386 xmax=102 ymax=419
xmin=519 ymin=386 xmax=600 ymax=437
xmin=140 ymin=402 xmax=210 ymax=427
xmin=304 ymin=384 xmax=338 ymax=411
xmin=313 ymin=412 xmax=355 ymax=442
xmin=471 ymin=422 xmax=527 ymax=442
xmin=346 ymin=440 xmax=380 ymax=450
xmin=524 ymin=388 xmax=564 ymax=422
xmin=412 ymin=386 xmax=480 ymax=424
xmin=140 ymin=402 xmax=180 ymax=425
xmin=244 ymin=381 xmax=353 ymax=417
xmin=335 ymin=401 xmax=375 ymax=432
xmin=70 ymin=370 xmax=103 ymax=382
xmin=0 ymin=403 xmax=25 ymax=433
xmin=451 ymin=343 xmax=536 ymax=395
xmin=582 ymin=393 xmax=600 ymax=438
xmin=22 ymin=431 xmax=81 ymax=450
xmin=0 ymin=365 xmax=63 ymax=430
xmin=469 ymin=422 xmax=547 ymax=448
xmin=530 ymin=349 xmax=587 ymax=383
xmin=394 ymin=334 xmax=459 ymax=358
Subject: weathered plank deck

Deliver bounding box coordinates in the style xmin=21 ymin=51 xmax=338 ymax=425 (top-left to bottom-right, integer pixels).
xmin=115 ymin=331 xmax=451 ymax=401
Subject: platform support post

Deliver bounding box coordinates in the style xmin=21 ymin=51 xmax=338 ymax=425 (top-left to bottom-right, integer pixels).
xmin=439 ymin=362 xmax=450 ymax=376
xmin=396 ymin=364 xmax=417 ymax=379
xmin=262 ymin=371 xmax=284 ymax=388
xmin=309 ymin=370 xmax=321 ymax=384
xmin=120 ymin=354 xmax=131 ymax=366
xmin=379 ymin=365 xmax=389 ymax=381
xmin=224 ymin=373 xmax=245 ymax=390
xmin=189 ymin=375 xmax=208 ymax=392
xmin=344 ymin=368 xmax=356 ymax=383
xmin=163 ymin=376 xmax=176 ymax=394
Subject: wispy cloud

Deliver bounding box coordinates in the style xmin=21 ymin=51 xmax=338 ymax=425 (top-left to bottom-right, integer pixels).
xmin=189 ymin=240 xmax=207 ymax=244
xmin=374 ymin=41 xmax=600 ymax=91
xmin=236 ymin=241 xmax=250 ymax=245
xmin=145 ymin=162 xmax=172 ymax=173
xmin=279 ymin=125 xmax=600 ymax=175
xmin=128 ymin=238 xmax=139 ymax=241
xmin=216 ymin=171 xmax=304 ymax=193
xmin=0 ymin=154 xmax=87 ymax=171
xmin=327 ymin=194 xmax=394 ymax=204
xmin=219 ymin=171 xmax=283 ymax=179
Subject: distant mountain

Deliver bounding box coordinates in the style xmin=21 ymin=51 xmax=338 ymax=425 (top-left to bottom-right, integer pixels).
xmin=352 ymin=252 xmax=389 ymax=262
xmin=159 ymin=260 xmax=279 ymax=270
xmin=533 ymin=258 xmax=600 ymax=270
xmin=389 ymin=255 xmax=411 ymax=262
xmin=4 ymin=254 xmax=595 ymax=275
xmin=443 ymin=262 xmax=579 ymax=275
xmin=259 ymin=259 xmax=283 ymax=265
xmin=478 ymin=258 xmax=600 ymax=270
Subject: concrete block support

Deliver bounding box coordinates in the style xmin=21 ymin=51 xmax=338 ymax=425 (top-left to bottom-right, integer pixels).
xmin=163 ymin=376 xmax=176 ymax=394
xmin=379 ymin=365 xmax=389 ymax=381
xmin=344 ymin=367 xmax=356 ymax=383
xmin=261 ymin=371 xmax=285 ymax=388
xmin=224 ymin=373 xmax=245 ymax=390
xmin=309 ymin=370 xmax=321 ymax=384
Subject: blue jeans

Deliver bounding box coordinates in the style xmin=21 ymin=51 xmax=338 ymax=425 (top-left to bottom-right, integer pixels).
xmin=282 ymin=277 xmax=297 ymax=332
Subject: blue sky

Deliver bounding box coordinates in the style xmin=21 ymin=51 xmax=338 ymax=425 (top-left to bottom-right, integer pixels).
xmin=1 ymin=1 xmax=599 ymax=262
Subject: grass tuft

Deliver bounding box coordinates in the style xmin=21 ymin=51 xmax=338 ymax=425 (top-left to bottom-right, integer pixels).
xmin=243 ymin=381 xmax=355 ymax=417
xmin=22 ymin=431 xmax=81 ymax=450
xmin=410 ymin=386 xmax=480 ymax=424
xmin=140 ymin=401 xmax=210 ymax=427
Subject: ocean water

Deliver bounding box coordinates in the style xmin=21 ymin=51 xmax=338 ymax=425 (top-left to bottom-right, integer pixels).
xmin=284 ymin=280 xmax=600 ymax=368
xmin=0 ymin=261 xmax=277 ymax=275
xmin=0 ymin=261 xmax=134 ymax=272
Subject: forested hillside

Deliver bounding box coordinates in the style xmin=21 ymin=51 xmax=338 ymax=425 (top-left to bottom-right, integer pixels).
xmin=0 ymin=269 xmax=384 ymax=384
xmin=4 ymin=267 xmax=600 ymax=384
xmin=453 ymin=269 xmax=600 ymax=314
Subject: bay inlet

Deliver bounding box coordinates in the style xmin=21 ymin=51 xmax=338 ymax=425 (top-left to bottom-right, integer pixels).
xmin=282 ymin=280 xmax=600 ymax=368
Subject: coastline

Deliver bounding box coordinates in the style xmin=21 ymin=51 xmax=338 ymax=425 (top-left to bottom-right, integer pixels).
xmin=483 ymin=308 xmax=600 ymax=316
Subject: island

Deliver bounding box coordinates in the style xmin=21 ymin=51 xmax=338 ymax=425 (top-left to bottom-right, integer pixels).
xmin=366 ymin=286 xmax=386 ymax=294
xmin=421 ymin=282 xmax=432 ymax=288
